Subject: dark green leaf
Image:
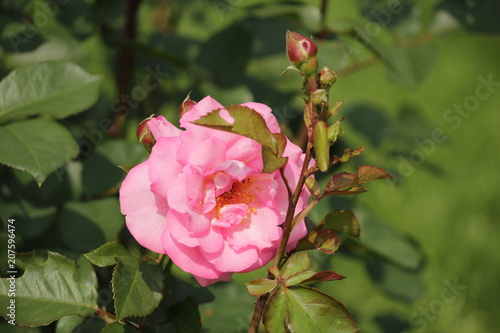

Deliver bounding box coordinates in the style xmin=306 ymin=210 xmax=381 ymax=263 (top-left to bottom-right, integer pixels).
xmin=364 ymin=254 xmax=424 ymax=303
xmin=112 ymin=258 xmax=164 ymax=320
xmin=168 ymin=298 xmax=201 ymax=333
xmin=58 ymin=198 xmax=124 ymax=252
xmin=0 ymin=118 xmax=79 ymax=185
xmin=82 ymin=139 xmax=148 ymax=196
xmin=101 ymin=322 xmax=136 ymax=333
xmin=196 ymin=22 xmax=253 ymax=87
xmin=322 ymin=209 xmax=361 ymax=238
xmin=0 ymin=252 xmax=97 ymax=326
xmin=439 ymin=0 xmax=500 ymax=33
xmin=84 ymin=241 xmax=136 ymax=267
xmin=355 ymin=216 xmax=423 ymax=270
xmin=0 ymin=198 xmax=55 ymax=239
xmin=0 ymin=62 xmax=100 ymax=121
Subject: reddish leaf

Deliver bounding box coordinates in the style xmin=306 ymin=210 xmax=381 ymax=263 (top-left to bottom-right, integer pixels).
xmin=325 ymin=165 xmax=392 ymax=195
xmin=299 ymin=271 xmax=346 ymax=285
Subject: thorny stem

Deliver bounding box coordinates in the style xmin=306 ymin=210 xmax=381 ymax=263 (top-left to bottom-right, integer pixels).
xmin=247 ymin=94 xmax=316 ymax=333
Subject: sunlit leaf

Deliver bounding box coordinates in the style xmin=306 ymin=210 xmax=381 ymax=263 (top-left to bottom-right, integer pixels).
xmin=286 ymin=287 xmax=359 ymax=333
xmin=245 ymin=279 xmax=277 ymax=296
xmin=0 ymin=62 xmax=100 ymax=121
xmin=0 ymin=118 xmax=79 ymax=186
xmin=325 ymin=165 xmax=392 ymax=195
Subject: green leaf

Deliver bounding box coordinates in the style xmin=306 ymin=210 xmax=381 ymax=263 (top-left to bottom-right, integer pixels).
xmin=0 ymin=118 xmax=79 ymax=185
xmin=58 ymin=198 xmax=124 ymax=252
xmin=168 ymin=297 xmax=202 ymax=333
xmin=439 ymin=0 xmax=500 ymax=33
xmin=0 ymin=62 xmax=100 ymax=121
xmin=82 ymin=139 xmax=148 ymax=196
xmin=0 ymin=197 xmax=56 ymax=239
xmin=262 ymin=287 xmax=287 ymax=333
xmin=285 ymin=287 xmax=359 ymax=333
xmin=322 ymin=209 xmax=361 ymax=238
xmin=0 ymin=252 xmax=98 ymax=326
xmin=355 ymin=216 xmax=423 ymax=270
xmin=196 ymin=22 xmax=253 ymax=87
xmin=193 ymin=105 xmax=288 ymax=173
xmin=100 ymin=322 xmax=136 ymax=333
xmin=55 ymin=315 xmax=86 ymax=333
xmin=112 ymin=258 xmax=164 ymax=320
xmin=245 ymin=279 xmax=277 ymax=296
xmin=84 ymin=241 xmax=136 ymax=267
xmin=281 ymin=252 xmax=311 ymax=279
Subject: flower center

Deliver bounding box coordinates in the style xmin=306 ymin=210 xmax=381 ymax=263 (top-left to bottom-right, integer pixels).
xmin=213 ymin=177 xmax=256 ymax=217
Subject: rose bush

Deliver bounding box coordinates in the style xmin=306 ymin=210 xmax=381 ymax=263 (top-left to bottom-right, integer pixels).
xmin=120 ymin=96 xmax=309 ymax=286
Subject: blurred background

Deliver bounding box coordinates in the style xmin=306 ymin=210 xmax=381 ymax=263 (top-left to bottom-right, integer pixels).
xmin=1 ymin=0 xmax=499 ymax=332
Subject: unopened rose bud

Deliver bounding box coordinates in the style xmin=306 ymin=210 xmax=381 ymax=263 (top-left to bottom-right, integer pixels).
xmin=311 ymin=89 xmax=328 ymax=106
xmin=136 ymin=115 xmax=156 ymax=151
xmin=286 ymin=31 xmax=318 ymax=77
xmin=313 ymin=121 xmax=330 ymax=172
xmin=319 ymin=66 xmax=337 ymax=87
xmin=179 ymin=93 xmax=197 ymax=117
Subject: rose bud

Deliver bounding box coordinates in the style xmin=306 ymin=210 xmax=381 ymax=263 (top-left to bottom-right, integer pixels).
xmin=286 ymin=31 xmax=318 ymax=77
xmin=179 ymin=93 xmax=197 ymax=117
xmin=136 ymin=115 xmax=156 ymax=151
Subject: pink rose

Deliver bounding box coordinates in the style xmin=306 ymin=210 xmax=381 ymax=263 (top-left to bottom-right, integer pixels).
xmin=119 ymin=96 xmax=309 ymax=286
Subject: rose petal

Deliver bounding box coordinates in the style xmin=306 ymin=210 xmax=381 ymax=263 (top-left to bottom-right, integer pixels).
xmin=194 ymin=272 xmax=232 ymax=287
xmin=148 ymin=137 xmax=183 ymax=200
xmin=225 ymin=206 xmax=281 ymax=251
xmin=147 ymin=116 xmax=181 ymax=139
xmin=162 ymin=229 xmax=224 ymax=280
xmin=120 ymin=161 xmax=168 ymax=254
xmin=241 ymin=102 xmax=281 ymax=133
xmin=203 ymin=242 xmax=259 ymax=273
xmin=180 ymin=96 xmax=224 ymax=128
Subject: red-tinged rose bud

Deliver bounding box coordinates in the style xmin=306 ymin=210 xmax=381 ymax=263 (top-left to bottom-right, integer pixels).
xmin=319 ymin=66 xmax=337 ymax=87
xmin=286 ymin=31 xmax=318 ymax=77
xmin=179 ymin=93 xmax=197 ymax=117
xmin=136 ymin=115 xmax=156 ymax=151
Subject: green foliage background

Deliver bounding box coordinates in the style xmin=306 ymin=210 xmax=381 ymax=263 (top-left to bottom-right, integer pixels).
xmin=0 ymin=0 xmax=499 ymax=332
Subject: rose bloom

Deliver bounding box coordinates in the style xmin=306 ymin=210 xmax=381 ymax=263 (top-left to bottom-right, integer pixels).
xmin=120 ymin=96 xmax=309 ymax=286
